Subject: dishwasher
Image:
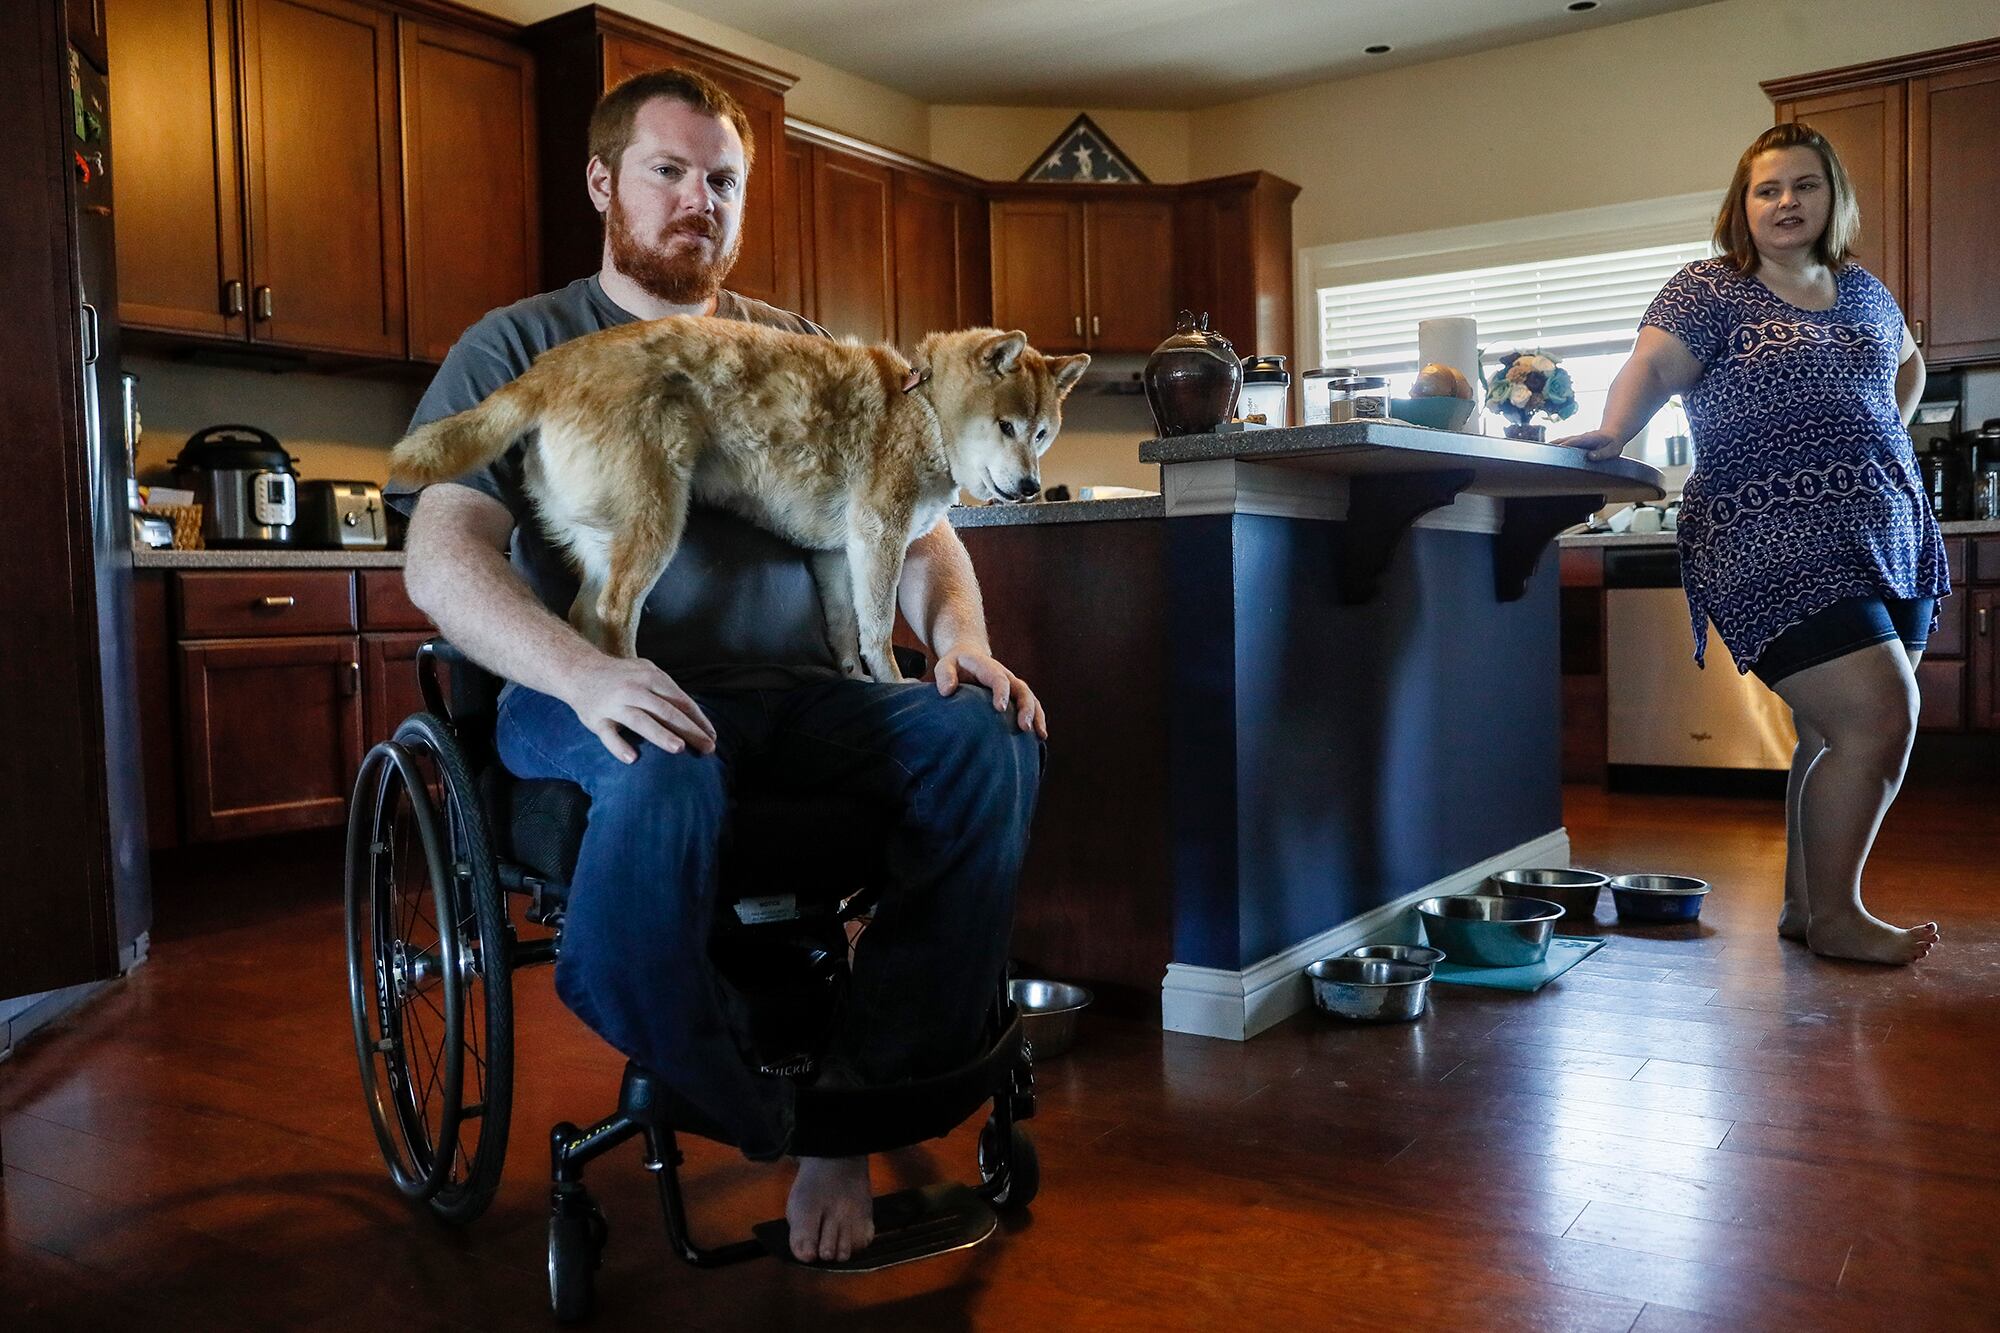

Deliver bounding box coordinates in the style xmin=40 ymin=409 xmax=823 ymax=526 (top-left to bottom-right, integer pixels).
xmin=1604 ymin=547 xmax=1798 ymax=773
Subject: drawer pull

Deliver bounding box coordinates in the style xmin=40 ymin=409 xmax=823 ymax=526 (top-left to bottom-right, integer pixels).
xmin=1979 ymin=607 xmax=1990 ymax=638
xmin=258 ymin=595 xmax=296 ymax=609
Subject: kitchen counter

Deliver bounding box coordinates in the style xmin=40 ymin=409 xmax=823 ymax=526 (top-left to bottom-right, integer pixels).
xmin=948 ymin=496 xmax=1163 ymax=527
xmin=134 ymin=547 xmax=406 ymax=568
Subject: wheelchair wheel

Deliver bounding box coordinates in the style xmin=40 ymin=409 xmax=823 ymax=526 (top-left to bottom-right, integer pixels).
xmin=548 ymin=1195 xmax=607 ymax=1324
xmin=978 ymin=1115 xmax=1039 ymax=1210
xmin=345 ymin=712 xmax=515 ymax=1224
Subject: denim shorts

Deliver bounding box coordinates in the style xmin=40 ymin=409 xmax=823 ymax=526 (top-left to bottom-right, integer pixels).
xmin=1750 ymin=595 xmax=1935 ymax=687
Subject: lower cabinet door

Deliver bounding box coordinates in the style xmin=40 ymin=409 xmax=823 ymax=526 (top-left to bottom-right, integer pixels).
xmin=179 ymin=635 xmax=363 ymax=840
xmin=363 ymin=630 xmax=437 ymax=747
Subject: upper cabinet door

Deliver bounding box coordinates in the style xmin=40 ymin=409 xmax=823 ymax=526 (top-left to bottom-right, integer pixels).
xmin=990 ymin=200 xmax=1084 ymax=353
xmin=602 ymin=36 xmax=789 ymax=311
xmin=105 ymin=0 xmax=247 ymax=339
xmin=399 ymin=18 xmax=538 ymax=363
xmin=1909 ymin=58 xmax=2000 ymax=365
xmin=892 ymin=171 xmax=979 ymax=353
xmin=1779 ymin=85 xmax=1906 ymax=310
xmin=1084 ymin=198 xmax=1175 ymax=353
xmin=239 ymin=0 xmax=405 ymax=356
xmin=810 ymin=147 xmax=894 ymax=342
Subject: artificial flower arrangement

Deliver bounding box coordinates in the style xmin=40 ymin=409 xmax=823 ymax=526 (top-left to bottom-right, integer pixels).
xmin=1483 ymin=349 xmax=1578 ymax=441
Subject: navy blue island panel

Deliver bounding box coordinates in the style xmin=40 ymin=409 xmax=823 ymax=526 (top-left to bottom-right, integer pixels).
xmin=1167 ymin=512 xmax=1562 ymax=972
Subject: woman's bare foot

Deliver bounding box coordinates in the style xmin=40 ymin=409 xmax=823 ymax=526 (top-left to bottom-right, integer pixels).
xmin=786 ymin=1155 xmax=874 ymax=1262
xmin=1777 ymin=897 xmax=1810 ymax=942
xmin=1808 ymin=910 xmax=1938 ymax=965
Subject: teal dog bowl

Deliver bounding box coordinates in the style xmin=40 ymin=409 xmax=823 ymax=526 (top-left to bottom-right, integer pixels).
xmin=1390 ymin=397 xmax=1475 ymax=431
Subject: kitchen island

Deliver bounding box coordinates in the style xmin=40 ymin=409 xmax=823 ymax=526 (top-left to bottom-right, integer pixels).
xmin=955 ymin=422 xmax=1662 ymax=1038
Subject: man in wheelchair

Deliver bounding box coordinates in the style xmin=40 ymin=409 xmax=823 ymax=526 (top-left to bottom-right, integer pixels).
xmin=387 ymin=68 xmax=1045 ymax=1266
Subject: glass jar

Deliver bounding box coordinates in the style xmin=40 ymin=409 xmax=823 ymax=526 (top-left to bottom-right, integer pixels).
xmin=1321 ymin=368 xmax=1389 ymax=423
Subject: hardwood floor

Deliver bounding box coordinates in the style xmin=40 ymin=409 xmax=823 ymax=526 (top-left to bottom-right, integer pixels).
xmin=4 ymin=780 xmax=1997 ymax=1331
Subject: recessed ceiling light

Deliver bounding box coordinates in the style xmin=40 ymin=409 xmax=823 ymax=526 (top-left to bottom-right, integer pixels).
xmin=1364 ymin=43 xmax=1392 ymax=55
xmin=1567 ymin=1 xmax=1599 ymax=10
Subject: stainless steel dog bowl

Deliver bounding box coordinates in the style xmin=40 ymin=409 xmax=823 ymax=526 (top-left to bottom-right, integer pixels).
xmin=1414 ymin=894 xmax=1562 ymax=967
xmin=1609 ymin=874 xmax=1711 ymax=924
xmin=1488 ymin=868 xmax=1609 ymax=924
xmin=1305 ymin=956 xmax=1432 ymax=1023
xmin=1008 ymin=979 xmax=1093 ymax=1059
xmin=1347 ymin=943 xmax=1446 ymax=968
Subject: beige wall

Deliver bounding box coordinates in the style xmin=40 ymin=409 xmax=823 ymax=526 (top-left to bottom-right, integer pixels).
xmin=928 ymin=106 xmax=1192 ymax=184
xmin=1189 ymin=0 xmax=1999 ymax=252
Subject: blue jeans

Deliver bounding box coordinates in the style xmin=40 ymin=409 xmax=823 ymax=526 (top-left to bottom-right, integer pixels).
xmin=496 ymin=679 xmax=1042 ymax=1160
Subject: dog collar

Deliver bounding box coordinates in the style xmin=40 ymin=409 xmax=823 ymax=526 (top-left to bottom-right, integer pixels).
xmin=901 ymin=367 xmax=932 ymax=393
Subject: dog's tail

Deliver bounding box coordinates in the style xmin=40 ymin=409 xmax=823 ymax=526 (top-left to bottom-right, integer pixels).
xmin=389 ymin=376 xmax=541 ymax=487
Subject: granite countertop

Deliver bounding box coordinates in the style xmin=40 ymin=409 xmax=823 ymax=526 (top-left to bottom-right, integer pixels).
xmin=948 ymin=496 xmax=1163 ymax=527
xmin=133 ymin=547 xmax=406 ymax=568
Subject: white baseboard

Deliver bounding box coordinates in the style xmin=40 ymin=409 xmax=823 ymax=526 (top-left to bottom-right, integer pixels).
xmin=1159 ymin=828 xmax=1572 ymax=1041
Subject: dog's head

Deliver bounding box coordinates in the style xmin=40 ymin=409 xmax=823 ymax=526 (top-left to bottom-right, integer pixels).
xmin=914 ymin=329 xmax=1088 ymax=503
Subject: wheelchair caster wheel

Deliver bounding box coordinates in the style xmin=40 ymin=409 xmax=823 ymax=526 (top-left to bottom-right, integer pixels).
xmin=548 ymin=1199 xmax=607 ymax=1324
xmin=978 ymin=1116 xmax=1039 ymax=1210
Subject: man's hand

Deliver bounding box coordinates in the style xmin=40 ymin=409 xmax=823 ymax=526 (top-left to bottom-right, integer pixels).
xmin=560 ymin=655 xmax=718 ymax=763
xmin=1553 ymin=430 xmax=1626 ymax=463
xmin=934 ymin=651 xmax=1047 ymax=739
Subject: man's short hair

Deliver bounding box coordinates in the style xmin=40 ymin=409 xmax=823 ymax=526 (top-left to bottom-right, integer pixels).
xmin=588 ymin=68 xmax=756 ymax=180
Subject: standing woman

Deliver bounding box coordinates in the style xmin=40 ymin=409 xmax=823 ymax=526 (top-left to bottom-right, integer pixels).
xmin=1557 ymin=123 xmax=1944 ymax=965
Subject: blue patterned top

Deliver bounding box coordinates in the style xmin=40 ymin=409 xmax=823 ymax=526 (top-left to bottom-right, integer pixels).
xmin=1639 ymin=259 xmax=1949 ymax=672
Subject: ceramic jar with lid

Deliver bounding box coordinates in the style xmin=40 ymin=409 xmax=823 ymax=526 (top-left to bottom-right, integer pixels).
xmin=1143 ymin=311 xmax=1242 ymax=437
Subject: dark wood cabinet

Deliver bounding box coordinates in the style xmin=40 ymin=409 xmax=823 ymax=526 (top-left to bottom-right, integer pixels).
xmin=399 ymin=16 xmax=537 ymax=363
xmin=105 ymin=0 xmax=246 ymax=339
xmin=1908 ymin=56 xmax=2000 ymax=365
xmin=991 ymin=195 xmax=1172 ymax=354
xmin=1777 ymin=84 xmax=1905 ymax=307
xmin=179 ymin=635 xmax=364 ymax=841
xmin=989 ymin=198 xmax=1086 ymax=352
xmin=1974 ymin=589 xmax=1999 ymax=731
xmin=1084 ymin=198 xmax=1175 ymax=353
xmin=992 ymin=175 xmax=1296 ymax=361
xmin=891 ymin=169 xmax=989 ymax=353
xmin=808 ymin=146 xmax=895 ymax=342
xmin=527 ymin=6 xmax=796 ymax=305
xmin=1767 ymin=39 xmax=2000 ymax=366
xmin=363 ymin=629 xmax=434 ymax=746
xmin=238 ymin=0 xmax=404 ymax=356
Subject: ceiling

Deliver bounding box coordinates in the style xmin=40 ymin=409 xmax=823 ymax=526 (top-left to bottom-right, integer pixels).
xmin=660 ymin=0 xmax=1719 ymax=109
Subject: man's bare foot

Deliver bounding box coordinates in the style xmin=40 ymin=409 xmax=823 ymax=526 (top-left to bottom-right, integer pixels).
xmin=786 ymin=1155 xmax=873 ymax=1262
xmin=1777 ymin=898 xmax=1810 ymax=943
xmin=1807 ymin=911 xmax=1938 ymax=965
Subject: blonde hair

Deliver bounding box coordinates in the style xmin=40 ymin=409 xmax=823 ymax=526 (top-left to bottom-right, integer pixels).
xmin=1712 ymin=123 xmax=1859 ymax=274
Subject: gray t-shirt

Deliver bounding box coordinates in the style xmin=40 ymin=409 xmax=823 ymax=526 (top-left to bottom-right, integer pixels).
xmin=390 ymin=276 xmax=844 ymax=691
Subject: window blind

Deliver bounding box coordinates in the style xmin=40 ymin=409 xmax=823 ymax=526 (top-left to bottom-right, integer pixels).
xmin=1317 ymin=240 xmax=1713 ymax=374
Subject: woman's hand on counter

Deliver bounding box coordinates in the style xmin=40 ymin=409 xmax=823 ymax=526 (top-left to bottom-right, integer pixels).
xmin=1553 ymin=430 xmax=1627 ymax=463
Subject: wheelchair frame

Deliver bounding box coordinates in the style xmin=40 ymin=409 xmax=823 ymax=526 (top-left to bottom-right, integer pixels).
xmin=344 ymin=642 xmax=1038 ymax=1322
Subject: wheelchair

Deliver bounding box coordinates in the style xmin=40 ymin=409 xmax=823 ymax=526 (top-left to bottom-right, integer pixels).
xmin=342 ymin=641 xmax=1038 ymax=1322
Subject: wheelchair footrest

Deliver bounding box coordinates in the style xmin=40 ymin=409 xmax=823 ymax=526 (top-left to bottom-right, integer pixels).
xmin=750 ymin=1182 xmax=996 ymax=1274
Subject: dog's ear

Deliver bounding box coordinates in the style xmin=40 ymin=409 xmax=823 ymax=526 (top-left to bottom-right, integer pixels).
xmin=1050 ymin=353 xmax=1090 ymax=397
xmin=980 ymin=330 xmax=1028 ymax=376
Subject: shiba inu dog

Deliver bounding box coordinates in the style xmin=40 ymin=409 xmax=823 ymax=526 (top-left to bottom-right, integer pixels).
xmin=389 ymin=317 xmax=1088 ymax=681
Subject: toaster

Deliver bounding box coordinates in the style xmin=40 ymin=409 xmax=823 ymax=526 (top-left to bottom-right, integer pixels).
xmin=297 ymin=480 xmax=388 ymax=550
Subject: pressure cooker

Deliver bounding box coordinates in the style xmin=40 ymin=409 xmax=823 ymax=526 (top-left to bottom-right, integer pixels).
xmin=171 ymin=424 xmax=299 ymax=548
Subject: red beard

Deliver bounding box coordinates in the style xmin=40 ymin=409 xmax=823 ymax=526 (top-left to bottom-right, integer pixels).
xmin=605 ymin=191 xmax=740 ymax=305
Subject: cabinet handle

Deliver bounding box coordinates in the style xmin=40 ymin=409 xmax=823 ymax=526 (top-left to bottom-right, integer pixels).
xmin=1073 ymin=314 xmax=1082 ymax=338
xmin=344 ymin=661 xmax=361 ymax=696
xmin=1979 ymin=607 xmax=1991 ymax=637
xmin=258 ymin=594 xmax=296 ymax=609
xmin=223 ymin=279 xmax=245 ymax=317
xmin=1913 ymin=319 xmax=1925 ymax=347
xmin=254 ymin=285 xmax=273 ymax=322
xmin=1092 ymin=314 xmax=1101 ymax=337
